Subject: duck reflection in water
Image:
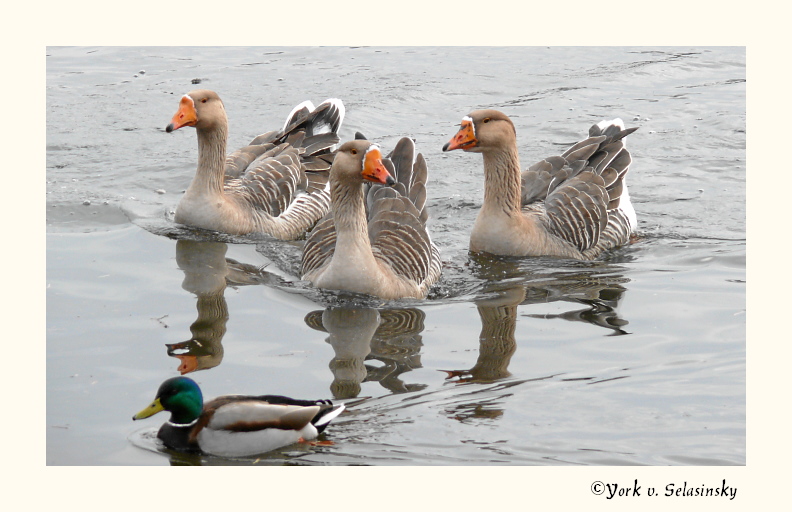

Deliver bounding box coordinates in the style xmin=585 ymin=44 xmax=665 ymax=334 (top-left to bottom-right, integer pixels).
xmin=305 ymin=306 xmax=427 ymax=399
xmin=166 ymin=240 xmax=276 ymax=374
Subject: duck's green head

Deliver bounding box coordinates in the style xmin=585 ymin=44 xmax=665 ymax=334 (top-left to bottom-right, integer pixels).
xmin=133 ymin=376 xmax=204 ymax=425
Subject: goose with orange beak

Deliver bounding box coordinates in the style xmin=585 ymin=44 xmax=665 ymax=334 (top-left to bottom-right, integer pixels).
xmin=164 ymin=89 xmax=345 ymax=239
xmin=302 ymin=138 xmax=441 ymax=300
xmin=443 ymin=109 xmax=638 ymax=259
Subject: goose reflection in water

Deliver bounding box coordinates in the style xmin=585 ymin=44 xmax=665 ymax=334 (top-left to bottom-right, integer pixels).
xmin=305 ymin=307 xmax=426 ymax=399
xmin=166 ymin=240 xmax=276 ymax=374
xmin=442 ymin=285 xmax=523 ymax=385
xmin=441 ymin=264 xmax=631 ymax=423
xmin=443 ymin=255 xmax=632 ymax=386
xmin=472 ymin=252 xmax=631 ymax=335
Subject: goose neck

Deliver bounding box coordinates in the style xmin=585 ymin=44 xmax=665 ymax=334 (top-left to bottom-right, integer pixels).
xmin=193 ymin=123 xmax=228 ymax=194
xmin=331 ymin=179 xmax=369 ymax=239
xmin=482 ymin=146 xmax=522 ymax=214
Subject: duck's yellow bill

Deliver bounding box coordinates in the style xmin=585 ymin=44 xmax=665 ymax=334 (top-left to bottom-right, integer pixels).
xmin=133 ymin=398 xmax=164 ymax=420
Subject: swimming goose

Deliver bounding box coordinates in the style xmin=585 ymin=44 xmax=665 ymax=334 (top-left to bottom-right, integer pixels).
xmin=133 ymin=376 xmax=344 ymax=457
xmin=443 ymin=110 xmax=638 ymax=259
xmin=302 ymin=137 xmax=441 ymax=299
xmin=166 ymin=90 xmax=344 ymax=239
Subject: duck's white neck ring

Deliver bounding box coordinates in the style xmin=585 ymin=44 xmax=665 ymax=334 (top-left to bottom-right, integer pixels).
xmin=167 ymin=419 xmax=198 ymax=428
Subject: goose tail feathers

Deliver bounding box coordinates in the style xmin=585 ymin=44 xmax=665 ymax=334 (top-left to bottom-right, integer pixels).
xmin=282 ymin=98 xmax=345 ymax=136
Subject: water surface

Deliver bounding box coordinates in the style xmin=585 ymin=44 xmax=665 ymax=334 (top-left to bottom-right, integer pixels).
xmin=46 ymin=46 xmax=745 ymax=466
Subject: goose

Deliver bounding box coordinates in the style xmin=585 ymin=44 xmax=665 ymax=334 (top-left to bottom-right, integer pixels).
xmin=443 ymin=110 xmax=638 ymax=259
xmin=302 ymin=137 xmax=441 ymax=299
xmin=166 ymin=89 xmax=344 ymax=239
xmin=133 ymin=376 xmax=344 ymax=457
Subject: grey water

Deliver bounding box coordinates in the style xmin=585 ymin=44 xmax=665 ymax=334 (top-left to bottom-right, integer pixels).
xmin=46 ymin=46 xmax=745 ymax=465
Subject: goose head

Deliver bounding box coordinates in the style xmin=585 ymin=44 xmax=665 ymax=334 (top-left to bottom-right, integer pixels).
xmin=333 ymin=140 xmax=396 ymax=186
xmin=442 ymin=109 xmax=516 ymax=153
xmin=166 ymin=89 xmax=227 ymax=133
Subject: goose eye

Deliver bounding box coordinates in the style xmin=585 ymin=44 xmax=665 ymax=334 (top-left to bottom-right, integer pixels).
xmin=350 ymin=148 xmax=358 ymax=155
xmin=201 ymin=98 xmax=208 ymax=103
xmin=483 ymin=118 xmax=491 ymax=123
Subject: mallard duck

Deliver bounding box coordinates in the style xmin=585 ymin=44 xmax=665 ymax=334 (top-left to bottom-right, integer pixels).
xmin=301 ymin=137 xmax=442 ymax=299
xmin=443 ymin=110 xmax=638 ymax=259
xmin=133 ymin=376 xmax=344 ymax=457
xmin=166 ymin=89 xmax=345 ymax=239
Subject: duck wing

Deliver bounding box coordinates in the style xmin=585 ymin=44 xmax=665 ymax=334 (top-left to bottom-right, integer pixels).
xmin=190 ymin=395 xmax=342 ymax=440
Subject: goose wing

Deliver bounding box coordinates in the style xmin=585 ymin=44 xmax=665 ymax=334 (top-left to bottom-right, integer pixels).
xmin=301 ymin=212 xmax=337 ymax=276
xmin=540 ymin=172 xmax=609 ymax=252
xmin=368 ymin=138 xmax=441 ymax=291
xmin=226 ymin=99 xmax=344 ymax=236
xmin=523 ymin=120 xmax=637 ymax=252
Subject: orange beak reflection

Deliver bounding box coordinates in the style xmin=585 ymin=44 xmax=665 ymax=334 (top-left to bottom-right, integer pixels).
xmin=166 ymin=95 xmax=198 ymax=133
xmin=175 ymin=355 xmax=198 ymax=375
xmin=362 ymin=147 xmax=396 ymax=185
xmin=442 ymin=119 xmax=477 ymax=151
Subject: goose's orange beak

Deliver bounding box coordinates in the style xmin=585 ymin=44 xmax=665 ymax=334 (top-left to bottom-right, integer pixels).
xmin=362 ymin=147 xmax=395 ymax=185
xmin=442 ymin=118 xmax=477 ymax=151
xmin=166 ymin=95 xmax=198 ymax=133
